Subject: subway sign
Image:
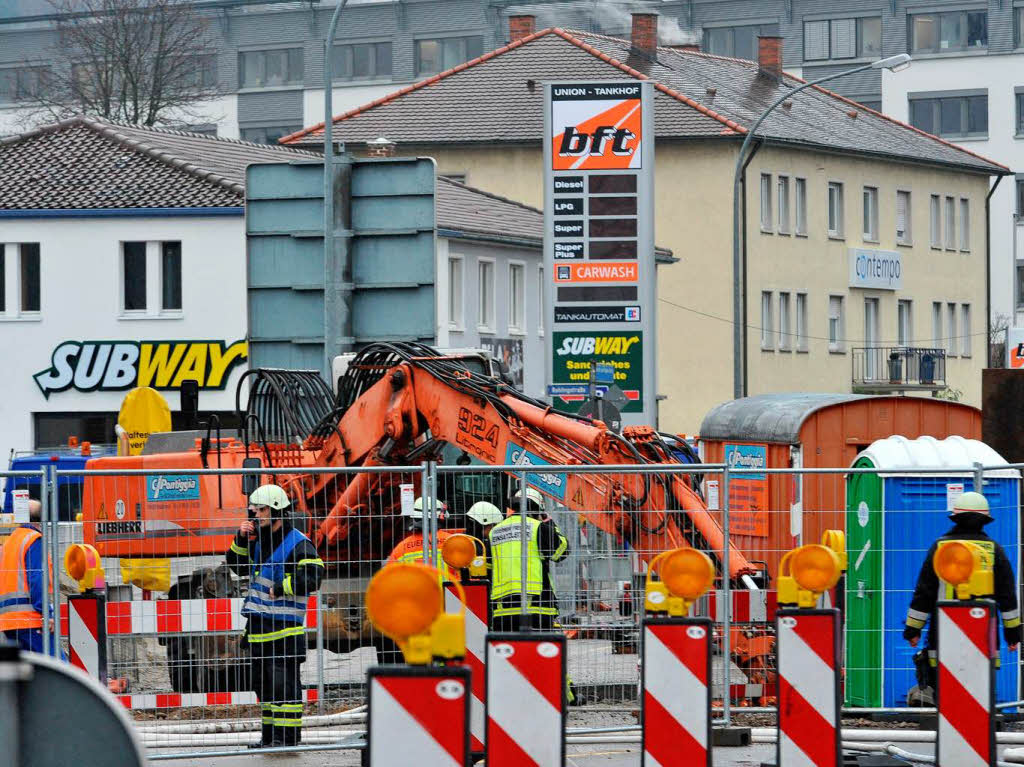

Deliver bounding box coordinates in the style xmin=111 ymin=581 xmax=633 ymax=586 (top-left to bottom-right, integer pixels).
xmin=34 ymin=340 xmax=248 ymax=398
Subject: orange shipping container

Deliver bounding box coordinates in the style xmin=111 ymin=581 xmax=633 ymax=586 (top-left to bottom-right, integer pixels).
xmin=699 ymin=393 xmax=981 ymax=580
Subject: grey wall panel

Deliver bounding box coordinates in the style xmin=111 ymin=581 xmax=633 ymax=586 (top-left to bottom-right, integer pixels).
xmin=237 ymin=89 xmax=304 ymax=123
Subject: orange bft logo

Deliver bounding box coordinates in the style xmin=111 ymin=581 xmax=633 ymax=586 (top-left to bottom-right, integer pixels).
xmin=551 ymin=96 xmax=643 ymax=170
xmin=1011 ymin=344 xmax=1024 ymax=369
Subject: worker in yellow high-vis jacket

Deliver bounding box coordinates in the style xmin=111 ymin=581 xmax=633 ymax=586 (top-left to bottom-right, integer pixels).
xmin=226 ymin=484 xmax=324 ymax=748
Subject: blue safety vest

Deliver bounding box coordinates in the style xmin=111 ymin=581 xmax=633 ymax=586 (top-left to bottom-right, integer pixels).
xmin=241 ymin=528 xmax=309 ymax=632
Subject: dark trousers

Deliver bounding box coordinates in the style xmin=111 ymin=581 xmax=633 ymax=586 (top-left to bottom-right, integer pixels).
xmin=492 ymin=613 xmax=555 ymax=632
xmin=250 ymin=634 xmax=305 ymax=746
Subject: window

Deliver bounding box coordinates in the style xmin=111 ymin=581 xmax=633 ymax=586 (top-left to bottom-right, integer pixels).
xmin=1017 ymin=91 xmax=1024 ymax=135
xmin=893 ymin=190 xmax=911 ymax=245
xmin=910 ymin=11 xmax=987 ymax=53
xmin=828 ymin=295 xmax=845 ymax=352
xmin=864 ymin=298 xmax=880 ymax=375
xmin=0 ymin=243 xmax=40 ymax=316
xmin=803 ymin=17 xmax=881 ymax=61
xmin=161 ymin=242 xmax=182 ymax=311
xmin=930 ymin=195 xmax=942 ymax=248
xmin=760 ymin=173 xmax=773 ymax=232
xmin=961 ymin=304 xmax=971 ymax=357
xmin=704 ymin=23 xmax=779 ymax=60
xmin=909 ymin=94 xmax=988 ymax=138
xmin=778 ymin=292 xmax=791 ymax=351
xmin=448 ymin=256 xmax=463 ymax=328
xmin=932 ymin=302 xmax=943 ymax=348
xmin=944 ymin=196 xmax=956 ymax=250
xmin=239 ymin=125 xmax=302 ymax=145
xmin=238 ymin=47 xmax=303 ymax=89
xmin=477 ymin=259 xmax=494 ymax=332
xmin=898 ymin=300 xmax=912 ymax=346
xmin=190 ymin=54 xmax=217 ymax=89
xmin=1018 ymin=178 xmax=1024 ymax=217
xmin=862 ymin=186 xmax=878 ymax=241
xmin=0 ymin=66 xmax=48 ymax=103
xmin=123 ymin=242 xmax=147 ymax=312
xmin=122 ymin=241 xmax=181 ymax=315
xmin=761 ymin=292 xmax=774 ymax=350
xmin=1018 ymin=7 xmax=1024 ymax=49
xmin=777 ymin=176 xmax=790 ymax=234
xmin=415 ymin=36 xmax=483 ymax=76
xmin=508 ymin=262 xmax=525 ymax=333
xmin=332 ymin=41 xmax=392 ymax=81
xmin=537 ymin=266 xmax=545 ymax=336
xmin=795 ymin=178 xmax=807 ymax=235
xmin=959 ymin=198 xmax=970 ymax=251
xmin=0 ymin=245 xmax=5 ymax=313
xmin=796 ymin=293 xmax=808 ymax=352
xmin=19 ymin=243 xmax=39 ymax=312
xmin=827 ymin=182 xmax=844 ymax=237
xmin=946 ymin=302 xmax=957 ymax=355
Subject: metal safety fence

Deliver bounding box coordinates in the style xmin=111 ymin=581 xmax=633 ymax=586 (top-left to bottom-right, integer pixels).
xmin=1 ymin=458 xmax=1021 ymax=758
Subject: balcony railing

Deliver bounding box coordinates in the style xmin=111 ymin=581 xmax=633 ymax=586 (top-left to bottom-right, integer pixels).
xmin=852 ymin=347 xmax=946 ymax=392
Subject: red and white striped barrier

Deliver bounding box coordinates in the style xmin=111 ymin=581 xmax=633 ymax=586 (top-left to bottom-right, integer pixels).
xmin=486 ymin=633 xmax=565 ymax=767
xmin=776 ymin=608 xmax=841 ymax=767
xmin=68 ymin=593 xmax=107 ymax=682
xmin=117 ymin=688 xmax=319 ymax=710
xmin=641 ymin=617 xmax=711 ymax=767
xmin=704 ymin=590 xmax=777 ymax=623
xmin=937 ymin=600 xmax=997 ymax=767
xmin=367 ymin=666 xmax=471 ymax=767
xmin=446 ymin=581 xmax=488 ymax=755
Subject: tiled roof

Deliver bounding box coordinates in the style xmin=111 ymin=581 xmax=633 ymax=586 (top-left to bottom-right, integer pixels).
xmin=283 ymin=28 xmax=1006 ymax=175
xmin=0 ymin=116 xmax=317 ymax=210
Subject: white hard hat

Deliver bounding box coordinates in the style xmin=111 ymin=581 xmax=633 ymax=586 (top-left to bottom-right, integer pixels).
xmin=249 ymin=484 xmax=290 ymax=510
xmin=466 ymin=501 xmax=503 ymax=526
xmin=511 ymin=486 xmax=544 ymax=510
xmin=407 ymin=497 xmax=447 ymax=520
xmin=952 ymin=491 xmax=991 ymax=517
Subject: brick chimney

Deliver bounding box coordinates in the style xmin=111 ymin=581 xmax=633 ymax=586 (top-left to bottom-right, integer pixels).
xmin=366 ymin=137 xmax=396 ymax=157
xmin=758 ymin=35 xmax=782 ymax=79
xmin=631 ymin=12 xmax=658 ymax=54
xmin=509 ymin=14 xmax=535 ymax=42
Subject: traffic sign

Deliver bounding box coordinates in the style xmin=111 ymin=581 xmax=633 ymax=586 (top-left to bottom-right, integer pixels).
xmin=592 ymin=363 xmax=615 ymax=384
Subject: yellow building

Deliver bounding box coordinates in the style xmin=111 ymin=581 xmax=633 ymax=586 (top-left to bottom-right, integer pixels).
xmin=285 ymin=15 xmax=1007 ymax=432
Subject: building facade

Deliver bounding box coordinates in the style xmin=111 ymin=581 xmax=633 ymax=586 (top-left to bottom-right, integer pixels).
xmin=283 ymin=17 xmax=1004 ymax=431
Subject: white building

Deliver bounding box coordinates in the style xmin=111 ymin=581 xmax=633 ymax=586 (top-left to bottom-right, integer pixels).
xmin=882 ymin=37 xmax=1023 ymax=328
xmin=0 ymin=117 xmax=561 ymax=461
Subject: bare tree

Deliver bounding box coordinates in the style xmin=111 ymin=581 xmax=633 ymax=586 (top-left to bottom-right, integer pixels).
xmin=20 ymin=0 xmax=219 ymax=127
xmin=989 ymin=312 xmax=1011 ymax=368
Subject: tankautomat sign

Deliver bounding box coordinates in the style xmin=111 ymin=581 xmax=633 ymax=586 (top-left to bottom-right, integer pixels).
xmin=34 ymin=340 xmax=248 ymax=398
xmin=544 ymin=81 xmax=656 ymax=426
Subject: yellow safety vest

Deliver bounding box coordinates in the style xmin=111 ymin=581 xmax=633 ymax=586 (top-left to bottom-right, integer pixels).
xmin=489 ymin=516 xmax=543 ymax=602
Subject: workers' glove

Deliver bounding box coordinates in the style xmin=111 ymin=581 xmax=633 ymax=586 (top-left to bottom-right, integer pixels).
xmin=903 ymin=625 xmax=921 ymax=643
xmin=1005 ymin=623 xmax=1022 ymax=647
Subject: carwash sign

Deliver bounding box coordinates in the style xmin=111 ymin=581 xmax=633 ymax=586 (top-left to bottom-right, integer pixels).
xmin=849 ymin=248 xmax=902 ymax=290
xmin=543 ymin=81 xmax=656 ymax=426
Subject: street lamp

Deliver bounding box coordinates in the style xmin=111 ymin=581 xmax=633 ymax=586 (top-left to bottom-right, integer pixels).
xmin=731 ymin=53 xmax=912 ymax=399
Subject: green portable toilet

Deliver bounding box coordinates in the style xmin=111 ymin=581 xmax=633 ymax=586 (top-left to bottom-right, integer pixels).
xmin=845 ymin=435 xmax=1020 ymax=707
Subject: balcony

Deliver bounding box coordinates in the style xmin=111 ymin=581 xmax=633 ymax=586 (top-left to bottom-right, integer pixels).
xmin=852 ymin=347 xmax=947 ymax=393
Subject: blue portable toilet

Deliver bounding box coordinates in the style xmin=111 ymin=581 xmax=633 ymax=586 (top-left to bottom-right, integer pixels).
xmin=845 ymin=436 xmax=1020 ymax=708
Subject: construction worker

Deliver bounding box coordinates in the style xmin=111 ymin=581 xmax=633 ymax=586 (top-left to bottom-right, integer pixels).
xmin=0 ymin=499 xmax=63 ymax=658
xmin=464 ymin=500 xmax=504 ymax=572
xmin=489 ymin=487 xmax=569 ymax=632
xmin=903 ymin=491 xmax=1020 ymax=704
xmin=385 ymin=497 xmax=458 ymax=579
xmin=227 ymin=484 xmax=324 ymax=748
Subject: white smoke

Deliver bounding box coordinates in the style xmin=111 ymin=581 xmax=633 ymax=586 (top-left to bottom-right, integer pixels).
xmin=509 ymin=1 xmax=701 ymax=46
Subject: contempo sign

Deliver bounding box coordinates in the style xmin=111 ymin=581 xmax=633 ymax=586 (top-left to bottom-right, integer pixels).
xmin=849 ymin=248 xmax=902 ymax=290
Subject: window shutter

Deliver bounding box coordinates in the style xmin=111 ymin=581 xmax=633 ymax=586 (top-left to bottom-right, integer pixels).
xmin=804 ymin=21 xmax=829 ymax=59
xmin=830 ymin=19 xmax=856 ymax=58
xmin=896 ymin=192 xmax=907 ymax=237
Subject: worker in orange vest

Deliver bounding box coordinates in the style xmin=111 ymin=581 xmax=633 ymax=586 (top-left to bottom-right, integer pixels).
xmin=0 ymin=499 xmax=63 ymax=658
xmin=386 ymin=496 xmax=459 ymax=581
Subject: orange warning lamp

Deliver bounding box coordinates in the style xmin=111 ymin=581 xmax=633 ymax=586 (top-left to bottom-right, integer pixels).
xmin=645 ymin=548 xmax=716 ymax=617
xmin=778 ymin=544 xmax=841 ymax=608
xmin=64 ymin=543 xmax=105 ymax=592
xmin=365 ymin=563 xmax=467 ymax=665
xmin=933 ymin=540 xmax=993 ymax=599
xmin=442 ymin=534 xmax=487 ymax=578
xmin=821 ymin=529 xmax=848 ymax=572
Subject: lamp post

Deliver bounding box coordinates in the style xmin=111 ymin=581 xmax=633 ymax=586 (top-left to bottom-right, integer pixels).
xmin=731 ymin=53 xmax=911 ymax=399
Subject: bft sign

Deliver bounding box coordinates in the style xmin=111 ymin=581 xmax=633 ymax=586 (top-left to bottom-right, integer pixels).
xmin=543 ymin=81 xmax=657 ymax=427
xmin=1006 ymin=328 xmax=1024 ymax=368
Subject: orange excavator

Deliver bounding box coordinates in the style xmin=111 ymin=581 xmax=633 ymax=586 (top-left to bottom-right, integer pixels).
xmin=81 ymin=344 xmax=769 ymax=691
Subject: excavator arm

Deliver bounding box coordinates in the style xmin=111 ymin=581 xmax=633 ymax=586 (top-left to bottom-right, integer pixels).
xmin=306 ymin=345 xmax=756 ymax=581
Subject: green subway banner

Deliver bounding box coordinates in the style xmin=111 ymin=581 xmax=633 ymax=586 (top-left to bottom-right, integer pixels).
xmin=550 ymin=331 xmax=643 ymax=413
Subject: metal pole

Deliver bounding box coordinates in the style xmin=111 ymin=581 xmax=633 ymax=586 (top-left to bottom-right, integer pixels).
xmin=519 ymin=471 xmax=528 ymax=632
xmin=315 ymin=589 xmax=325 ymax=716
xmin=323 ymin=0 xmax=353 ymax=371
xmin=732 ymin=61 xmax=878 ymax=398
xmin=50 ymin=466 xmax=62 ymax=657
xmin=39 ymin=469 xmax=50 ymax=658
xmin=420 ymin=464 xmax=430 ymax=566
xmin=721 ymin=463 xmax=731 ymax=726
xmin=973 ymin=461 xmax=984 ymax=493
xmin=429 ymin=461 xmax=439 ymax=570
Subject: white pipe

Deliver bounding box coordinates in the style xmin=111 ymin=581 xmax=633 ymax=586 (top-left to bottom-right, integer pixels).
xmin=134 ymin=706 xmax=367 ymax=735
xmin=144 ymin=729 xmax=363 ymax=748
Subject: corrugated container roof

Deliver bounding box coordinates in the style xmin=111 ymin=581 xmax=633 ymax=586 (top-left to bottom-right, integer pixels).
xmin=699 ymin=393 xmax=871 ymax=444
